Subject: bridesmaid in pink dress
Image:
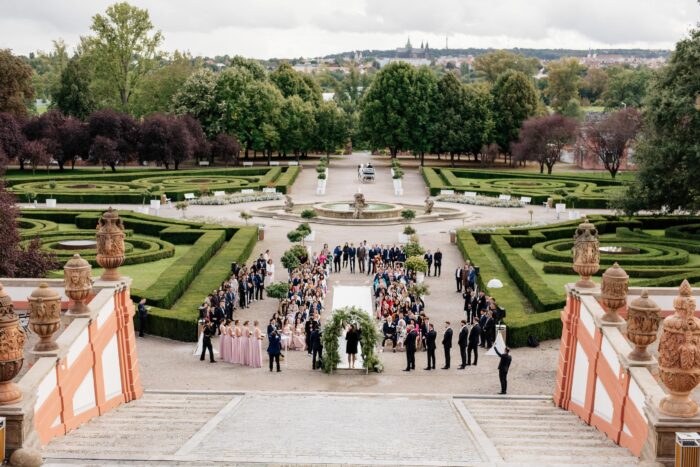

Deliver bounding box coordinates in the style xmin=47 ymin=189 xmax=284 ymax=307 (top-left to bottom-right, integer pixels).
xmin=230 ymin=320 xmax=242 ymax=364
xmin=250 ymin=320 xmax=263 ymax=368
xmin=241 ymin=320 xmax=251 ymax=366
xmin=220 ymin=320 xmax=231 ymax=363
xmin=292 ymin=316 xmax=306 ymax=351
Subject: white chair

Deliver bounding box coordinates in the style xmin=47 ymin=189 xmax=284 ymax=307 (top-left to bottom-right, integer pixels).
xmin=464 ymin=191 xmax=477 ymax=198
xmin=184 ymin=193 xmax=197 ymax=201
xmin=440 ymin=189 xmax=455 ymax=195
xmin=241 ymin=189 xmax=255 ymax=194
xmin=262 ymin=187 xmax=277 ymax=193
xmin=149 ymin=199 xmax=161 ymax=211
xmin=287 ymin=161 xmax=299 ymax=166
xmin=242 ymin=161 xmax=254 ymax=167
xmin=499 ymin=194 xmax=511 ymax=201
xmin=198 ymin=160 xmax=210 ymax=166
xmin=45 ymin=199 xmax=57 ymax=208
xmin=213 ymin=191 xmax=225 ymax=197
xmin=520 ymin=196 xmax=531 ymax=204
xmin=269 ymin=161 xmax=280 ymax=166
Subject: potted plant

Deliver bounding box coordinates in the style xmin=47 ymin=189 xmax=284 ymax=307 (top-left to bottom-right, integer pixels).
xmin=392 ymin=167 xmax=404 ymax=196
xmin=281 ymin=250 xmax=301 ymax=271
xmin=400 ymin=209 xmax=416 ymax=223
xmin=240 ymin=211 xmax=253 ymax=225
xmin=404 ymin=241 xmax=425 ymax=257
xmin=301 ymin=209 xmax=317 ymax=220
xmin=317 ymin=171 xmax=327 ymax=195
xmin=399 ymin=225 xmax=416 ymax=243
xmin=405 ymin=255 xmax=429 ymax=283
xmin=175 ymin=201 xmax=189 ymax=218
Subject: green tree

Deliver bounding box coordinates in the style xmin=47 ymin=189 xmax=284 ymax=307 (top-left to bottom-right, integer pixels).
xmin=473 ymin=50 xmax=540 ymax=82
xmin=314 ymin=100 xmax=349 ymax=156
xmin=359 ymin=62 xmax=416 ymax=157
xmin=31 ymin=39 xmax=69 ymax=102
xmin=278 ymin=95 xmax=315 ymax=160
xmin=270 ymin=62 xmax=321 ymax=105
xmin=244 ymin=81 xmax=283 ymax=161
xmin=409 ymin=66 xmax=438 ymax=166
xmin=229 ymin=55 xmax=267 ymax=80
xmin=51 ymin=55 xmax=96 ymax=119
xmin=130 ymin=51 xmax=198 ymax=117
xmin=623 ymin=28 xmax=700 ymax=212
xmin=491 ymin=70 xmax=539 ymax=159
xmin=462 ymin=82 xmax=494 ymax=160
xmin=82 ymin=2 xmax=163 ymax=110
xmin=0 ymin=49 xmax=35 ymax=117
xmin=172 ymin=69 xmax=219 ymax=136
xmin=546 ymin=58 xmax=585 ymax=115
xmin=601 ymin=66 xmax=653 ymax=109
xmin=579 ymin=67 xmax=608 ymax=104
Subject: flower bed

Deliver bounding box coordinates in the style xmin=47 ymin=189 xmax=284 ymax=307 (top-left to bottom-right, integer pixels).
xmin=190 ymin=191 xmax=282 ymax=205
xmin=438 ymin=193 xmax=524 ymax=208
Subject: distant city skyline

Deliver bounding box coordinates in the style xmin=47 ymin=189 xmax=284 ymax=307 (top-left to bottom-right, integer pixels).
xmin=0 ymin=0 xmax=698 ymax=58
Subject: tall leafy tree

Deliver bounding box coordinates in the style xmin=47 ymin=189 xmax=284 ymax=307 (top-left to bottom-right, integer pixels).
xmin=314 ymin=101 xmax=349 ymax=157
xmin=270 ymin=63 xmax=321 ymax=105
xmin=512 ymin=114 xmax=578 ymax=174
xmin=88 ymin=109 xmax=137 ymax=171
xmin=130 ymin=51 xmax=198 ymax=117
xmin=601 ymin=66 xmax=653 ymax=109
xmin=82 ymin=2 xmax=163 ymax=110
xmin=582 ymin=107 xmax=641 ymax=179
xmin=359 ymin=62 xmax=415 ymax=157
xmin=622 ymin=27 xmax=700 ymax=212
xmin=23 ymin=110 xmax=68 ymax=169
xmin=211 ymin=133 xmax=240 ymax=166
xmin=278 ymin=95 xmax=316 ymax=160
xmin=0 ymin=49 xmax=35 ymax=117
xmin=20 ymin=140 xmax=50 ymax=175
xmin=474 ymin=51 xmax=540 ymax=82
xmin=172 ymin=69 xmax=219 ymax=136
xmin=139 ymin=114 xmax=194 ymax=170
xmin=432 ymin=72 xmax=466 ymax=166
xmin=491 ymin=70 xmax=539 ymax=160
xmin=546 ymin=58 xmax=585 ymax=116
xmin=52 ymin=55 xmax=96 ymax=119
xmin=0 ymin=112 xmax=26 ymax=169
xmin=462 ymin=82 xmax=495 ymax=160
xmin=409 ymin=66 xmax=438 ymax=166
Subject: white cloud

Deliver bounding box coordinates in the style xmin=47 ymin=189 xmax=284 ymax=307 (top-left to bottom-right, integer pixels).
xmin=0 ymin=0 xmax=697 ymax=58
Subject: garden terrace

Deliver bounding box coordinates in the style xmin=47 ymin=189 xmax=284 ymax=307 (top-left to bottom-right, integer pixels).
xmin=457 ymin=215 xmax=700 ymax=347
xmin=19 ymin=209 xmax=257 ymax=341
xmin=422 ymin=167 xmax=624 ymax=208
xmin=7 ymin=166 xmax=301 ymax=203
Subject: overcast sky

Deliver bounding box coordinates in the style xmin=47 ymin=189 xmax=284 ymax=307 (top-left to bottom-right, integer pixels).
xmin=1 ymin=0 xmax=698 ymax=58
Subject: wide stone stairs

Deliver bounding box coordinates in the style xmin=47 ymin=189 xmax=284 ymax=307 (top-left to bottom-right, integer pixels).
xmin=462 ymin=398 xmax=641 ymax=466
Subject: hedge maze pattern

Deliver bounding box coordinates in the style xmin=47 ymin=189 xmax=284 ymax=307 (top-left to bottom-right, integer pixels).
xmin=20 ymin=209 xmax=257 ymax=341
xmin=423 ymin=167 xmax=623 ymax=208
xmin=8 ymin=166 xmax=300 ymax=203
xmin=457 ymin=215 xmax=700 ymax=347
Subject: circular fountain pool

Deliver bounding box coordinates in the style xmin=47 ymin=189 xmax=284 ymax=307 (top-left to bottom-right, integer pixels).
xmin=314 ymin=202 xmax=403 ymax=219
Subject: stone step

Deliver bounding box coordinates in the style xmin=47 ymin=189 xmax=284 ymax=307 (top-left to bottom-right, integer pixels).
xmin=501 ymin=452 xmax=639 ymax=465
xmin=496 ymin=434 xmax=614 ymax=445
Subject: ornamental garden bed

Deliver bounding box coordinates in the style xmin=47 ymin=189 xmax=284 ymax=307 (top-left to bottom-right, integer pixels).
xmin=423 ymin=167 xmax=624 ymax=208
xmin=20 ymin=209 xmax=257 ymax=341
xmin=457 ymin=215 xmax=700 ymax=347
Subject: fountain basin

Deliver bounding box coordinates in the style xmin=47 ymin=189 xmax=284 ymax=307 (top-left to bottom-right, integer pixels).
xmin=314 ymin=202 xmax=403 ymax=220
xmin=599 ymin=246 xmax=641 ymax=255
xmin=56 ymin=240 xmax=97 ymax=251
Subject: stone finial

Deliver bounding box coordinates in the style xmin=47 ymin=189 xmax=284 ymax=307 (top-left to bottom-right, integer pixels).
xmin=626 ymin=289 xmax=661 ymax=361
xmin=572 ymin=218 xmax=599 ymax=288
xmin=658 ymin=279 xmax=700 ymax=417
xmin=27 ymin=283 xmax=61 ymax=353
xmin=600 ymin=262 xmax=628 ymax=323
xmin=64 ymin=254 xmax=93 ymax=317
xmin=0 ymin=282 xmax=25 ymax=404
xmin=96 ymin=207 xmax=125 ymax=281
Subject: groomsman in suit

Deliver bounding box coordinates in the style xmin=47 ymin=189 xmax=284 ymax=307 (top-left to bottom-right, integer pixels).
xmin=433 ymin=249 xmax=443 ymax=277
xmin=225 ymin=287 xmax=235 ymax=320
xmin=424 ymin=250 xmax=433 ymax=277
xmin=441 ymin=321 xmax=453 ymax=369
xmin=403 ymin=324 xmax=417 ymax=371
xmin=357 ymin=242 xmax=367 ymax=273
xmin=495 ymin=346 xmax=512 ymax=394
xmin=467 ymin=317 xmax=481 ymax=366
xmin=349 ymin=243 xmax=356 ymax=273
xmin=424 ymin=324 xmax=437 ymax=370
xmin=457 ymin=320 xmax=469 ymax=369
xmin=478 ymin=310 xmax=489 ymax=347
xmin=462 ymin=264 xmax=471 ymax=291
xmin=455 ymin=266 xmax=463 ymax=292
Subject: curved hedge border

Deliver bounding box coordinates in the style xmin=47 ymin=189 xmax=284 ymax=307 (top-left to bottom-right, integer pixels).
xmin=9 ymin=166 xmax=300 ymax=203
xmin=422 ymin=167 xmax=623 ymax=208
xmin=19 ymin=208 xmax=257 ymax=341
xmin=18 ymin=218 xmax=59 ymax=239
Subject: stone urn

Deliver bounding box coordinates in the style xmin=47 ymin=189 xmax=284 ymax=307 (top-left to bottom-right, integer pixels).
xmin=572 ymin=219 xmax=600 ymax=288
xmin=600 ymin=262 xmax=628 ymax=323
xmin=96 ymin=207 xmax=125 ymax=281
xmin=64 ymin=254 xmax=93 ymax=317
xmin=28 ymin=283 xmax=61 ymax=353
xmin=658 ymin=280 xmax=700 ymax=417
xmin=0 ymin=283 xmax=25 ymax=405
xmin=626 ymin=289 xmax=661 ymax=361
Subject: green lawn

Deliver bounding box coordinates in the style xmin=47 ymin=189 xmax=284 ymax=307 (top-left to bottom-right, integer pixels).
xmin=478 ymin=244 xmax=535 ymax=314
xmin=48 ymin=244 xmax=192 ymax=290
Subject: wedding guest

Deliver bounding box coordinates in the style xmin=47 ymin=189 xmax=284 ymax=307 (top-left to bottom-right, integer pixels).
xmin=442 ymin=321 xmax=453 ymax=369
xmin=241 ymin=321 xmax=251 ymax=366
xmin=250 ymin=320 xmax=263 ymax=368
xmin=137 ymin=298 xmax=148 ymax=337
xmin=382 ymin=316 xmax=397 ymax=351
xmin=458 ymin=320 xmax=469 ymax=369
xmin=200 ymin=321 xmax=216 ymax=363
xmin=311 ymin=324 xmax=323 ymax=370
xmin=281 ymin=318 xmax=293 ymax=351
xmin=403 ymin=324 xmax=417 ymax=371
xmin=345 ymin=323 xmax=361 ymax=369
xmin=424 ymin=323 xmax=437 ymax=370
xmin=292 ymin=316 xmax=306 ymax=351
xmin=220 ymin=319 xmax=231 ymax=363
xmin=433 ymin=249 xmax=442 ymax=277
xmin=468 ymin=316 xmax=481 ymax=366
xmin=268 ymin=328 xmax=282 ymax=372
xmin=231 ymin=320 xmax=242 ymax=364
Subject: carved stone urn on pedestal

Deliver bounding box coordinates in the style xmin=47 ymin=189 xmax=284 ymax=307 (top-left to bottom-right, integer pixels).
xmin=64 ymin=254 xmax=93 ymax=317
xmin=96 ymin=208 xmax=125 ymax=281
xmin=572 ymin=219 xmax=600 ymax=288
xmin=600 ymin=262 xmax=628 ymax=323
xmin=28 ymin=283 xmax=61 ymax=353
xmin=626 ymin=289 xmax=661 ymax=361
xmin=658 ymin=280 xmax=700 ymax=417
xmin=0 ymin=283 xmax=25 ymax=405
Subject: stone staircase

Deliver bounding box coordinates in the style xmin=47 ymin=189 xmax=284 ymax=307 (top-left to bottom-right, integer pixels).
xmin=461 ymin=398 xmax=641 ymax=466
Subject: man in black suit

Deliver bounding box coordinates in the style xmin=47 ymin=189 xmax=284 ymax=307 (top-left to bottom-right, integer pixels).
xmin=441 ymin=321 xmax=453 ymax=369
xmin=457 ymin=319 xmax=469 ymax=369
xmin=224 ymin=287 xmax=235 ymax=320
xmin=424 ymin=323 xmax=437 ymax=370
xmin=455 ymin=267 xmax=463 ymax=292
xmin=484 ymin=311 xmax=495 ymax=349
xmin=311 ymin=324 xmax=323 ymax=370
xmin=495 ymin=346 xmax=512 ymax=394
xmin=424 ymin=250 xmax=433 ymax=277
xmin=200 ymin=321 xmax=216 ymax=363
xmin=478 ymin=310 xmax=488 ymax=347
xmin=403 ymin=324 xmax=417 ymax=371
xmin=433 ymin=249 xmax=442 ymax=277
xmin=349 ymin=243 xmax=356 ymax=273
xmin=467 ymin=317 xmax=481 ymax=366
xmin=382 ymin=316 xmax=397 ymax=351
xmin=213 ymin=301 xmax=225 ymax=334
xmin=357 ymin=242 xmax=366 ymax=273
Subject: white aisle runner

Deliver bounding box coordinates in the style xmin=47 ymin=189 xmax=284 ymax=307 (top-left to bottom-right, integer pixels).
xmin=331 ymin=285 xmax=374 ymax=369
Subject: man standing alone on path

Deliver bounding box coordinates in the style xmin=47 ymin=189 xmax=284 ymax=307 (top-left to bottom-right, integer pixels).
xmin=403 ymin=324 xmax=417 ymax=371
xmin=137 ymin=299 xmax=148 ymax=337
xmin=433 ymin=249 xmax=442 ymax=277
xmin=442 ymin=321 xmax=453 ymax=369
xmin=424 ymin=250 xmax=433 ymax=277
xmin=494 ymin=347 xmax=512 ymax=394
xmin=424 ymin=323 xmax=437 ymax=370
xmin=457 ymin=320 xmax=469 ymax=369
xmin=467 ymin=317 xmax=480 ymax=366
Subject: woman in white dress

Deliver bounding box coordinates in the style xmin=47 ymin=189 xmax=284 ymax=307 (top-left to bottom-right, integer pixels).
xmin=280 ymin=317 xmax=293 ymax=351
xmin=265 ymin=259 xmax=275 ymax=287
